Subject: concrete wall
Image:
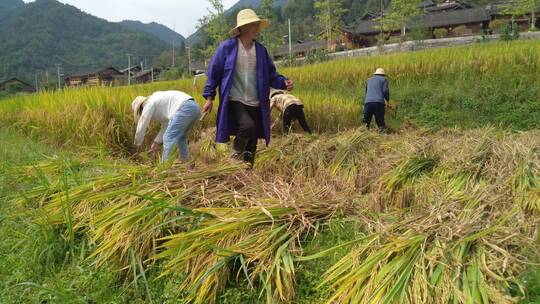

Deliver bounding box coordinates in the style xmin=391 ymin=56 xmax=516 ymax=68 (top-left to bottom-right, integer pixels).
xmin=328 ymin=32 xmax=540 ymax=61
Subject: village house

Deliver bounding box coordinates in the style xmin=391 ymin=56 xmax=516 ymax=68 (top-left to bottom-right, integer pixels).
xmin=64 ymin=67 xmax=123 ymax=87
xmin=0 ymin=78 xmax=36 ymax=94
xmin=343 ymin=0 xmax=540 ymax=49
xmin=133 ymin=68 xmax=160 ymax=84
xmin=120 ymin=64 xmax=143 ymax=77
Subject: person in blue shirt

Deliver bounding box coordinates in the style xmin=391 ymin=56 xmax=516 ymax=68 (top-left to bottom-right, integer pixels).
xmin=364 ymin=68 xmax=390 ymax=133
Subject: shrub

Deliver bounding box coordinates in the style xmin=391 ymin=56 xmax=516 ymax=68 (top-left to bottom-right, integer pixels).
xmin=500 ymin=23 xmax=520 ymax=41
xmin=305 ymin=49 xmax=329 ymax=65
xmin=433 ymin=28 xmax=449 ymax=39
xmin=489 ymin=19 xmax=508 ymax=34
xmin=453 ymin=25 xmax=470 ymax=36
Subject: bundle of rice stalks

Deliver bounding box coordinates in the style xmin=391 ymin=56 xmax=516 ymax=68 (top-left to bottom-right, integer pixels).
xmin=377 ymin=152 xmax=439 ymax=210
xmin=154 ymin=175 xmax=352 ymax=304
xmin=315 ymin=191 xmax=538 ymax=304
xmin=22 ymin=160 xmax=243 ymax=266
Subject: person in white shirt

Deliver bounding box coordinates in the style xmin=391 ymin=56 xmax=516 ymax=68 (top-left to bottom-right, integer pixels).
xmin=132 ymin=90 xmax=201 ymax=162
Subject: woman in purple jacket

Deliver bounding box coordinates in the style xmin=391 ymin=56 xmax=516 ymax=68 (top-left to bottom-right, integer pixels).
xmin=202 ymin=9 xmax=294 ymax=166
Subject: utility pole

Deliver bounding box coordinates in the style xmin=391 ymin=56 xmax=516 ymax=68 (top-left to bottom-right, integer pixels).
xmin=151 ymin=67 xmax=154 ymax=83
xmin=186 ymin=46 xmax=192 ymax=76
xmin=379 ymin=0 xmax=385 ymax=44
xmin=288 ymin=18 xmax=292 ymax=57
xmin=172 ymin=23 xmax=176 ymax=67
xmin=127 ymin=54 xmax=131 ymax=86
xmin=35 ymin=72 xmax=39 ymax=92
xmin=56 ymin=64 xmax=62 ymax=90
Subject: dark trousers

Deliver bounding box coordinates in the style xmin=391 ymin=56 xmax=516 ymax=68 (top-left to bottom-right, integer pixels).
xmin=363 ymin=102 xmax=386 ymax=131
xmin=230 ymin=100 xmax=263 ymax=163
xmin=283 ymin=104 xmax=312 ymax=134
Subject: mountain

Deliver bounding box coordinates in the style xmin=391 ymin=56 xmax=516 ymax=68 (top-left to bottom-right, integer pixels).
xmin=0 ymin=0 xmax=24 ymax=11
xmin=228 ymin=0 xmax=289 ymax=11
xmin=0 ymin=0 xmax=169 ymax=83
xmin=119 ymin=20 xmax=185 ymax=48
xmin=0 ymin=0 xmax=24 ymax=16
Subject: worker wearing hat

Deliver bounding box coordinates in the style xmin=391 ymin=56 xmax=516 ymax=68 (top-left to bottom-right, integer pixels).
xmin=364 ymin=68 xmax=390 ymax=133
xmin=132 ymin=91 xmax=201 ymax=162
xmin=269 ymin=88 xmax=312 ymax=134
xmin=202 ymin=9 xmax=294 ymax=167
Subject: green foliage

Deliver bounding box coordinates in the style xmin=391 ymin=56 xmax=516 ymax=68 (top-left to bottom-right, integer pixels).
xmin=407 ymin=18 xmax=431 ymax=41
xmin=433 ymin=28 xmax=449 ymax=39
xmin=314 ymin=0 xmax=347 ymax=46
xmin=453 ymin=25 xmax=470 ymax=36
xmin=384 ymin=0 xmax=422 ymax=36
xmin=490 ymin=19 xmax=509 ymax=33
xmin=199 ymin=0 xmax=229 ymax=60
xmin=500 ymin=23 xmax=521 ymax=40
xmin=0 ymin=0 xmax=168 ymax=83
xmin=304 ymin=48 xmax=329 ymax=65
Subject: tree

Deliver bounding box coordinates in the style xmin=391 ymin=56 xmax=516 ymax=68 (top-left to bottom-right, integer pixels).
xmin=387 ymin=0 xmax=422 ymax=36
xmin=198 ymin=0 xmax=228 ymax=60
xmin=259 ymin=0 xmax=281 ymax=54
xmin=500 ymin=0 xmax=539 ymax=30
xmin=314 ymin=0 xmax=347 ymax=49
xmin=378 ymin=0 xmax=421 ymax=39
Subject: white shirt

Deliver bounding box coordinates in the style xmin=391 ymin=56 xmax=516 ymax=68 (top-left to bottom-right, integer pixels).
xmin=134 ymin=90 xmax=194 ymax=146
xmin=229 ymin=39 xmax=260 ymax=107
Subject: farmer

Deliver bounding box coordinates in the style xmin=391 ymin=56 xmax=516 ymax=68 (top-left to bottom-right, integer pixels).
xmin=201 ymin=8 xmax=293 ymax=166
xmin=364 ymin=68 xmax=390 ymax=133
xmin=269 ymin=89 xmax=312 ymax=134
xmin=132 ymin=90 xmax=201 ymax=162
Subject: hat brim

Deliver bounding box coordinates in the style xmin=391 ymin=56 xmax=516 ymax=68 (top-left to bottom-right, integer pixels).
xmin=229 ymin=19 xmax=270 ymax=37
xmin=132 ymin=97 xmax=148 ymax=122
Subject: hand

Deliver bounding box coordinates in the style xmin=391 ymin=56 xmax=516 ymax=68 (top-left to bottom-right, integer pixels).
xmin=134 ymin=144 xmax=143 ymax=153
xmin=285 ymin=79 xmax=294 ymax=91
xmin=202 ymin=99 xmax=213 ymax=114
xmin=271 ymin=123 xmax=276 ymax=130
xmin=149 ymin=142 xmax=161 ymax=154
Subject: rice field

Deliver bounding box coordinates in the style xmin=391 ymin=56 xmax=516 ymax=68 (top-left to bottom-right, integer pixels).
xmin=0 ymin=40 xmax=539 ymax=303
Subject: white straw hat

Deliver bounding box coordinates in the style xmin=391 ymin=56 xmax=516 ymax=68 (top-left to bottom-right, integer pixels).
xmin=131 ymin=96 xmax=148 ymax=121
xmin=229 ymin=9 xmax=270 ymax=37
xmin=374 ymin=68 xmax=386 ymax=75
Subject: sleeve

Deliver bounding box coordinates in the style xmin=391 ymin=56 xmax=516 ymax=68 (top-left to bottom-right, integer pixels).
xmin=134 ymin=103 xmax=155 ymax=146
xmin=203 ymin=42 xmax=226 ymax=100
xmin=383 ymin=79 xmax=390 ymax=102
xmin=154 ymin=121 xmax=169 ymax=144
xmin=365 ymin=81 xmax=368 ymax=95
xmin=269 ymin=97 xmax=275 ymax=111
xmin=266 ymin=49 xmax=287 ymax=89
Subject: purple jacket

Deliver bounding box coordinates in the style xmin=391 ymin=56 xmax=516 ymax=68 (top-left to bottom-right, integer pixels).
xmin=203 ymin=38 xmax=288 ymax=144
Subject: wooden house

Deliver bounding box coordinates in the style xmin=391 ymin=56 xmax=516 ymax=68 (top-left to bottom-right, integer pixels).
xmin=65 ymin=67 xmax=123 ymax=87
xmin=0 ymin=78 xmax=36 ymax=93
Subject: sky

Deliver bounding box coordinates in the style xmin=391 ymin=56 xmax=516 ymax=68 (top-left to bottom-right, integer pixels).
xmin=22 ymin=0 xmax=239 ymax=37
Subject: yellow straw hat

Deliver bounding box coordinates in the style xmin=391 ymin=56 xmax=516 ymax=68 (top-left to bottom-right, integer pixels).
xmin=374 ymin=68 xmax=386 ymax=75
xmin=229 ymin=9 xmax=270 ymax=37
